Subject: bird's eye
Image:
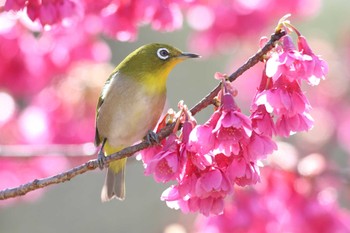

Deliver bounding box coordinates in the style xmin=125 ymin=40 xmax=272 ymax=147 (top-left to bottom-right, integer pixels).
xmin=157 ymin=48 xmax=170 ymax=60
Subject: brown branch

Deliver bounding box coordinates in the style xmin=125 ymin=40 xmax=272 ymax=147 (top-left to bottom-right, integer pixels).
xmin=0 ymin=30 xmax=286 ymax=201
xmin=0 ymin=124 xmax=175 ymax=200
xmin=0 ymin=160 xmax=98 ymax=199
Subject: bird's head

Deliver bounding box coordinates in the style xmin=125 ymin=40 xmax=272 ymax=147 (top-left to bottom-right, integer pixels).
xmin=116 ymin=43 xmax=200 ymax=78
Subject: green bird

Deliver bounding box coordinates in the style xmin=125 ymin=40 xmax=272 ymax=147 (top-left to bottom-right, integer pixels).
xmin=95 ymin=43 xmax=199 ymax=201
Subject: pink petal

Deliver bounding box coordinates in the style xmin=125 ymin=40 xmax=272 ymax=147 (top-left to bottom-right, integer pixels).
xmin=161 ymin=185 xmax=180 ymax=201
xmin=199 ymin=197 xmax=214 ymax=216
xmin=201 ymin=169 xmax=222 ymax=192
xmin=211 ymin=198 xmax=224 ymax=215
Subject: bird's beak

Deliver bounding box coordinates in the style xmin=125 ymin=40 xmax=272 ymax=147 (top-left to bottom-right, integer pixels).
xmin=178 ymin=52 xmax=201 ymax=59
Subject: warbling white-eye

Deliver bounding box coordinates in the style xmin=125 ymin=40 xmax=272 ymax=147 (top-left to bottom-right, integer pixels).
xmin=95 ymin=43 xmax=199 ymax=201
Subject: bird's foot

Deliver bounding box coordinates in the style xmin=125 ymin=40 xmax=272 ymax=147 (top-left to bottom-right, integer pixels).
xmin=97 ymin=148 xmax=107 ymax=170
xmin=144 ymin=130 xmax=160 ymax=146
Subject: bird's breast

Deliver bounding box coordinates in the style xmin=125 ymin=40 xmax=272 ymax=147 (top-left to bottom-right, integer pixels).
xmin=97 ymin=75 xmax=167 ymax=148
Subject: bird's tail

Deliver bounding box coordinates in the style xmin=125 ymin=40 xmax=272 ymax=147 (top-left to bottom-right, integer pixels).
xmin=100 ymin=142 xmax=127 ymax=202
xmin=101 ymin=158 xmax=127 ymax=202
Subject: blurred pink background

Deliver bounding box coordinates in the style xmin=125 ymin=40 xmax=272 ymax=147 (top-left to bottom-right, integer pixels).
xmin=0 ymin=0 xmax=349 ymax=232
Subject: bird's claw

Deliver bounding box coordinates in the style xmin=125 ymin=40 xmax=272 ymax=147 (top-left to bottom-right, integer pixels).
xmin=144 ymin=130 xmax=160 ymax=146
xmin=97 ymin=138 xmax=108 ymax=170
xmin=97 ymin=149 xmax=107 ymax=170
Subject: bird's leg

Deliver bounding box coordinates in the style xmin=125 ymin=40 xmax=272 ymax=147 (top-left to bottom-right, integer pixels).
xmin=144 ymin=130 xmax=160 ymax=146
xmin=97 ymin=138 xmax=107 ymax=170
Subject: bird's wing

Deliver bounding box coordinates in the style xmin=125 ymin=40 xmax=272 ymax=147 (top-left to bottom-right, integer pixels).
xmin=94 ymin=95 xmax=104 ymax=146
xmin=94 ymin=72 xmax=117 ymax=146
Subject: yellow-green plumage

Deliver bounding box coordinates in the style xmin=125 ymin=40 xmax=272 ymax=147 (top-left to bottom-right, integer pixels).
xmin=95 ymin=43 xmax=199 ymax=201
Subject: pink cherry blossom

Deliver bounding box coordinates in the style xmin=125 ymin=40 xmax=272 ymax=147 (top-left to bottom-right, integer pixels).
xmin=266 ymin=35 xmax=313 ymax=83
xmin=297 ymin=35 xmax=328 ymax=85
xmin=185 ymin=196 xmax=225 ymax=216
xmin=141 ymin=107 xmax=196 ymax=183
xmin=186 ymin=116 xmax=217 ymax=170
xmin=144 ymin=134 xmax=180 ymax=183
xmin=254 ymin=75 xmax=314 ymax=137
xmin=162 ymin=184 xmax=225 ymax=216
xmin=180 ymin=120 xmax=214 ymax=174
xmin=186 ymin=147 xmax=213 ymax=172
xmin=249 ymin=70 xmax=276 ymax=137
xmin=195 ymin=169 xmax=232 ymax=199
xmin=246 ymin=132 xmax=277 ymax=161
xmin=161 ymin=169 xmax=230 ymax=216
xmin=214 ymin=72 xmax=227 ymax=81
xmin=138 ymin=111 xmax=173 ymax=164
xmin=265 ymin=35 xmax=328 ymax=86
xmin=227 ymin=153 xmax=261 ymax=187
xmin=275 ymin=112 xmax=314 ymax=137
xmin=212 ymin=93 xmax=252 ymax=156
xmin=250 ymin=105 xmax=275 ymax=137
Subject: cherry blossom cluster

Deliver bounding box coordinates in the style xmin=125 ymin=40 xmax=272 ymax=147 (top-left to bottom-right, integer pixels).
xmin=140 ymin=23 xmax=328 ymax=216
xmin=252 ymin=32 xmax=328 ymax=138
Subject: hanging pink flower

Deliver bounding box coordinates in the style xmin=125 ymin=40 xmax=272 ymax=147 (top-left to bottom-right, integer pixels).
xmin=141 ymin=106 xmax=196 ymax=182
xmin=275 ymin=112 xmax=314 ymax=137
xmin=162 ymin=185 xmax=225 ymax=216
xmin=227 ymin=152 xmax=261 ymax=187
xmin=212 ymin=93 xmax=252 ymax=156
xmin=144 ymin=134 xmax=180 ymax=183
xmin=161 ymin=169 xmax=230 ymax=216
xmin=187 ymin=116 xmax=217 ymax=162
xmin=254 ymin=75 xmax=314 ymax=137
xmin=195 ymin=169 xmax=232 ymax=199
xmin=266 ymin=35 xmax=313 ymax=83
xmin=297 ymin=35 xmax=328 ymax=86
xmin=250 ymin=105 xmax=275 ymax=137
xmin=246 ymin=132 xmax=277 ymax=161
xmin=265 ymin=35 xmax=328 ymax=86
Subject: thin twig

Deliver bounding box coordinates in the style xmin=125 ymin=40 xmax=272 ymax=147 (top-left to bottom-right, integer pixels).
xmin=0 ymin=30 xmax=286 ymax=201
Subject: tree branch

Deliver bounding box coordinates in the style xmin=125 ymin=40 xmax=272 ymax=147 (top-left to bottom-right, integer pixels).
xmin=0 ymin=30 xmax=286 ymax=201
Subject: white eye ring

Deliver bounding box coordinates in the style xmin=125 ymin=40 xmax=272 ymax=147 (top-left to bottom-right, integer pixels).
xmin=157 ymin=48 xmax=170 ymax=60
